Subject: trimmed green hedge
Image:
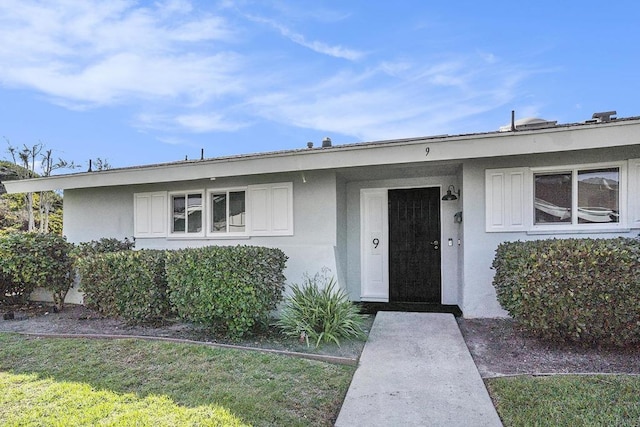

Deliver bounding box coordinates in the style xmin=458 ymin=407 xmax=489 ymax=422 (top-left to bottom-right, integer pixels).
xmin=492 ymin=238 xmax=640 ymax=346
xmin=77 ymin=250 xmax=170 ymax=324
xmin=166 ymin=245 xmax=287 ymax=338
xmin=73 ymin=237 xmax=135 ymax=259
xmin=0 ymin=233 xmax=74 ymax=308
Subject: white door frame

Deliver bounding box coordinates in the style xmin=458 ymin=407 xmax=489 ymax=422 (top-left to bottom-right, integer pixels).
xmin=360 ymin=184 xmax=445 ymax=303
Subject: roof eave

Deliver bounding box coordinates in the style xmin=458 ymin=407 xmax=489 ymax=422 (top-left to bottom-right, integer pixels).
xmin=4 ymin=117 xmax=640 ymax=194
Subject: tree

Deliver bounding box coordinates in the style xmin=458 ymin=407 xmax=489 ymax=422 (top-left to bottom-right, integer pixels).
xmin=6 ymin=142 xmax=38 ymax=231
xmin=4 ymin=141 xmax=76 ymax=233
xmin=39 ymin=149 xmax=76 ymax=233
xmin=88 ymin=157 xmax=111 ymax=171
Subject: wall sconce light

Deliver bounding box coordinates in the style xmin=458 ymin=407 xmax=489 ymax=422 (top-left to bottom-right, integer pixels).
xmin=442 ymin=185 xmax=460 ymax=201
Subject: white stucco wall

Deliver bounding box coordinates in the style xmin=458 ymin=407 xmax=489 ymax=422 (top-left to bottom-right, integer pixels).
xmin=61 ymin=170 xmax=342 ymax=300
xmin=460 ymin=145 xmax=640 ymax=318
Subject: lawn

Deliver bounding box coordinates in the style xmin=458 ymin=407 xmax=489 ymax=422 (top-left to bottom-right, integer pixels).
xmin=486 ymin=375 xmax=640 ymax=426
xmin=0 ymin=333 xmax=355 ymax=426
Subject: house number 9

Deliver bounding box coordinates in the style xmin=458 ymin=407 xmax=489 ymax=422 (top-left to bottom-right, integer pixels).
xmin=372 ymin=238 xmax=380 ymax=249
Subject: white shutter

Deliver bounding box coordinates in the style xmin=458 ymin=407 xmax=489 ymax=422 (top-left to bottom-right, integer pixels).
xmin=628 ymin=159 xmax=640 ymax=227
xmin=247 ymin=182 xmax=293 ymax=235
xmin=485 ymin=168 xmax=528 ymax=232
xmin=134 ymin=192 xmax=167 ymax=238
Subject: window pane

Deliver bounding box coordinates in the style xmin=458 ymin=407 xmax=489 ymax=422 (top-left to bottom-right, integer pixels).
xmin=578 ymin=168 xmax=619 ymax=223
xmin=229 ymin=191 xmax=246 ymax=232
xmin=172 ymin=195 xmax=185 ymax=232
xmin=187 ymin=194 xmax=202 ymax=233
xmin=211 ymin=193 xmax=227 ymax=233
xmin=535 ymin=173 xmax=571 ymax=224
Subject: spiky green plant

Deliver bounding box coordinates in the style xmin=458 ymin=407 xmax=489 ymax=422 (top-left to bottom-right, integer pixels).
xmin=277 ymin=270 xmax=367 ymax=348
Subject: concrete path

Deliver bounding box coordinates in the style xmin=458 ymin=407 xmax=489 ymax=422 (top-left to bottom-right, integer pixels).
xmin=335 ymin=312 xmax=502 ymax=426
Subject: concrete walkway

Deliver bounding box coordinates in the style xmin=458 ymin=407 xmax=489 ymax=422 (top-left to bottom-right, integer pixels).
xmin=335 ymin=312 xmax=502 ymax=426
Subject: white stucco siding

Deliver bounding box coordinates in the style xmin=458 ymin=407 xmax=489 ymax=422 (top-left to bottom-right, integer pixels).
xmin=63 ymin=186 xmax=135 ymax=243
xmin=62 ymin=170 xmax=341 ymax=299
xmin=461 ymin=145 xmax=640 ymax=318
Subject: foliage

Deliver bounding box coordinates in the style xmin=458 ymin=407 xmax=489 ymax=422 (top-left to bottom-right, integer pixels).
xmin=77 ymin=250 xmax=171 ymax=324
xmin=487 ymin=375 xmax=640 ymax=426
xmin=277 ymin=269 xmax=367 ymax=348
xmin=3 ymin=142 xmax=74 ymax=234
xmin=0 ymin=160 xmax=64 ymax=235
xmin=0 ymin=334 xmax=353 ymax=427
xmin=0 ymin=232 xmax=74 ymax=309
xmin=492 ymin=238 xmax=640 ymax=346
xmin=166 ymin=245 xmax=287 ymax=338
xmin=73 ymin=236 xmax=135 ymax=258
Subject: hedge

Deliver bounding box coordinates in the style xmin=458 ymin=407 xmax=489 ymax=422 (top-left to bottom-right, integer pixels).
xmin=77 ymin=250 xmax=171 ymax=324
xmin=0 ymin=233 xmax=74 ymax=309
xmin=166 ymin=245 xmax=287 ymax=338
xmin=492 ymin=238 xmax=640 ymax=346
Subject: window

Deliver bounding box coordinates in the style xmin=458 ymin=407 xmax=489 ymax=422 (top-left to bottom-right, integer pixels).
xmin=534 ymin=167 xmax=619 ymax=225
xmin=486 ymin=162 xmax=626 ymax=233
xmin=135 ymin=182 xmax=292 ymax=239
xmin=209 ymin=190 xmax=246 ymax=234
xmin=171 ymin=192 xmax=203 ymax=234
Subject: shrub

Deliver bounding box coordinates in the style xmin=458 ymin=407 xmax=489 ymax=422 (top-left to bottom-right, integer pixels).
xmin=77 ymin=250 xmax=170 ymax=324
xmin=277 ymin=270 xmax=367 ymax=348
xmin=492 ymin=238 xmax=640 ymax=346
xmin=73 ymin=237 xmax=135 ymax=259
xmin=0 ymin=233 xmax=74 ymax=309
xmin=166 ymin=245 xmax=287 ymax=339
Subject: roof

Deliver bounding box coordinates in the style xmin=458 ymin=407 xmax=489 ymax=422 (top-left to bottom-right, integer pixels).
xmin=4 ymin=115 xmax=640 ymax=193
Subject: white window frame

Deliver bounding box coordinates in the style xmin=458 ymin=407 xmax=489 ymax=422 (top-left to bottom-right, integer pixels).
xmin=206 ymin=187 xmax=248 ymax=237
xmin=486 ymin=161 xmax=630 ymax=233
xmin=628 ymin=158 xmax=640 ymax=228
xmin=168 ymin=190 xmax=205 ymax=238
xmin=530 ymin=161 xmax=627 ymax=232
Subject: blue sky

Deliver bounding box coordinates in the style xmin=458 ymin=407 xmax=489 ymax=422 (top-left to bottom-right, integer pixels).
xmin=0 ymin=0 xmax=638 ymax=171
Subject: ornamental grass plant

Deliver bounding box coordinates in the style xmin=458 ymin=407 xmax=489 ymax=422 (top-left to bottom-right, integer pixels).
xmin=277 ymin=270 xmax=367 ymax=348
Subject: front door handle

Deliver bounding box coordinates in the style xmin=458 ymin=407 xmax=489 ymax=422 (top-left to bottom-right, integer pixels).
xmin=430 ymin=240 xmax=439 ymax=250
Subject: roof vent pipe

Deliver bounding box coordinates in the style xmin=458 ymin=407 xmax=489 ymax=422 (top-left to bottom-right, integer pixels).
xmin=511 ymin=110 xmax=516 ymax=132
xmin=307 ymin=141 xmax=313 ymax=149
xmin=322 ymin=137 xmax=332 ymax=148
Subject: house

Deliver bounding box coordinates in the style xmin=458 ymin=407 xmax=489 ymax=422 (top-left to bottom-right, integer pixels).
xmin=5 ymin=111 xmax=640 ymax=317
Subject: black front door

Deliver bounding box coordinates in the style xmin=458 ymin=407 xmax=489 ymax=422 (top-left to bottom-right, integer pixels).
xmin=388 ymin=187 xmax=441 ymax=303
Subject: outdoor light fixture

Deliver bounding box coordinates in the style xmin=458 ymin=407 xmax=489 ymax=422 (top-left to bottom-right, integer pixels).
xmin=442 ymin=185 xmax=460 ymax=201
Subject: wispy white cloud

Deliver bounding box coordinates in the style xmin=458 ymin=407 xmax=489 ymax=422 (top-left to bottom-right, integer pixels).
xmin=136 ymin=111 xmax=249 ymax=134
xmin=0 ymin=0 xmax=238 ymax=108
xmin=245 ymin=14 xmax=365 ymax=61
xmin=248 ymin=53 xmax=532 ymax=141
xmin=0 ymin=0 xmax=538 ymax=147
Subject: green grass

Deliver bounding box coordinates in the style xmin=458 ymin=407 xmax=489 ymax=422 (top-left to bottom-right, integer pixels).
xmin=0 ymin=333 xmax=355 ymax=426
xmin=487 ymin=375 xmax=640 ymax=426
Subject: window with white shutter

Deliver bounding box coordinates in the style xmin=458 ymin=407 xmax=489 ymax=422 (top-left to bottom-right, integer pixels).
xmin=485 ymin=168 xmax=528 ymax=232
xmin=247 ymin=182 xmax=294 ymax=235
xmin=134 ymin=192 xmax=167 ymax=238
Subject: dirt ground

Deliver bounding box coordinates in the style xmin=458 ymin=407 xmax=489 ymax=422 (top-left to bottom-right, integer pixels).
xmin=1 ymin=302 xmax=639 ymax=378
xmin=457 ymin=317 xmax=640 ymax=378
